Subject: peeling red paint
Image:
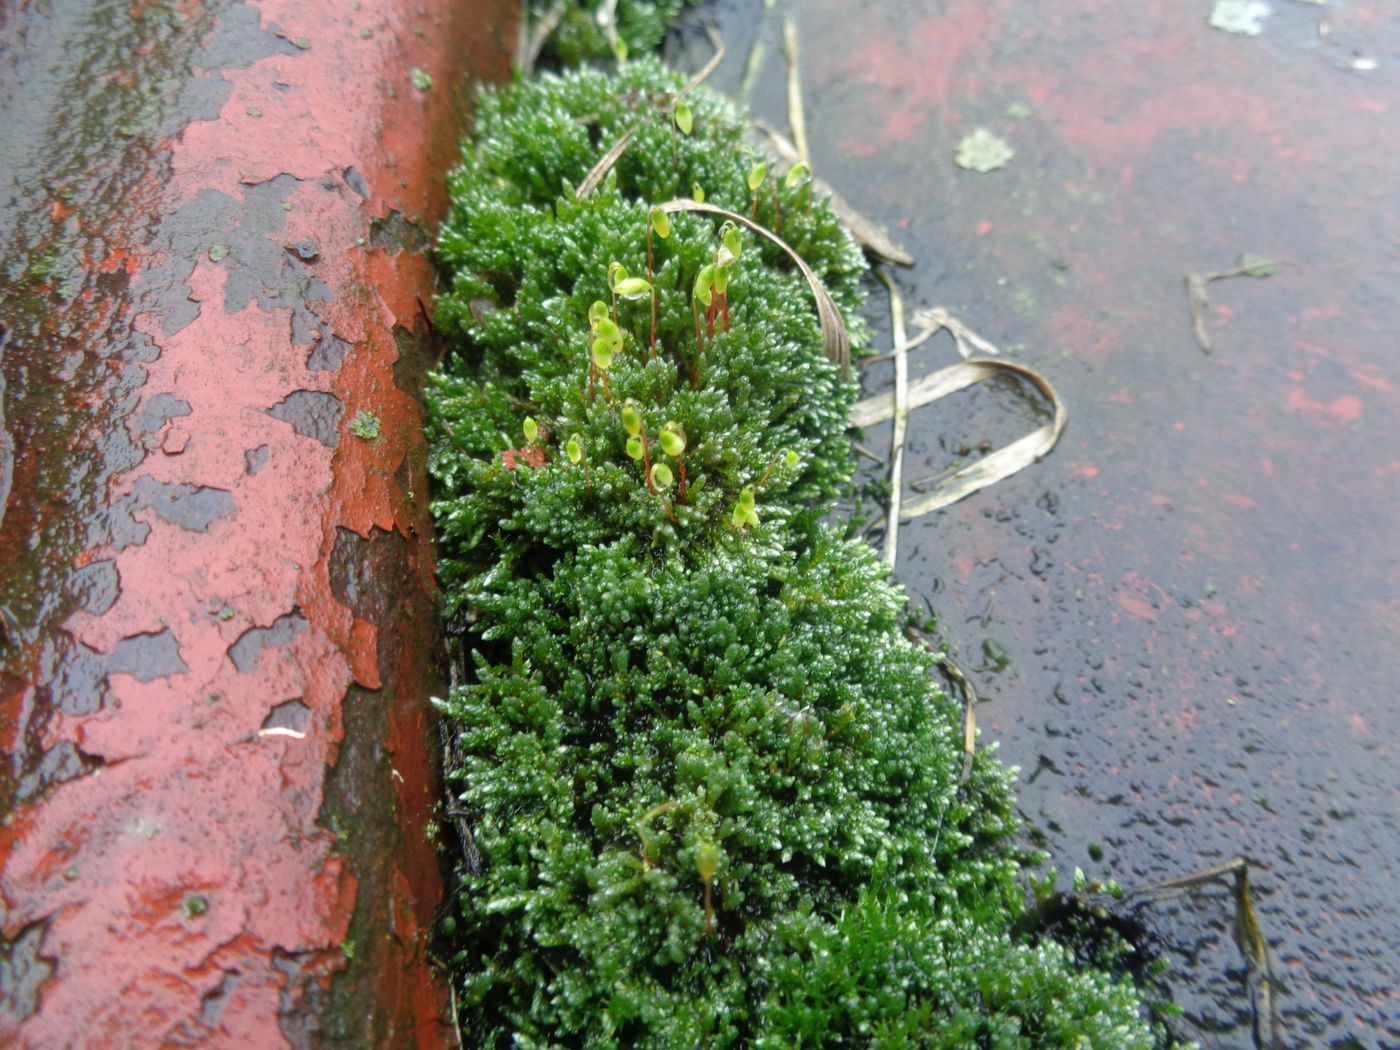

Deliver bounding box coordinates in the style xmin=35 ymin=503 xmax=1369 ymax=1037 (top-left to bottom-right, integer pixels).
xmin=826 ymin=0 xmax=1000 ymax=154
xmin=1283 ymin=386 xmax=1364 ymax=427
xmin=502 ymin=446 xmax=548 ymax=470
xmin=1 ymin=0 xmax=516 ymax=1045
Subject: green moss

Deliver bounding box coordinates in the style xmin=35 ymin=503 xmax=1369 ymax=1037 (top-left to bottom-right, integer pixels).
xmin=429 ymin=59 xmax=1164 ymax=1047
xmin=350 ymin=410 xmax=381 ymax=441
xmin=530 ymin=0 xmax=705 ymax=65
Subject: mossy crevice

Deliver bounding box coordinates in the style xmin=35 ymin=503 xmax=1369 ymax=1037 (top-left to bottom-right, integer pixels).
xmin=428 ymin=58 xmax=1164 ymax=1047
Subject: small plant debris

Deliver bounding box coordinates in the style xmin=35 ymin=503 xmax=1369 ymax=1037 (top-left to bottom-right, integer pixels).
xmin=1185 ymin=252 xmax=1278 ymax=353
xmin=955 ymin=127 xmax=1015 ymax=173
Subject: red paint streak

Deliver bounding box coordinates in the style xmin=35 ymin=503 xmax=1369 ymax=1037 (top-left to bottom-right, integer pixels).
xmin=1348 ymin=363 xmax=1395 ymax=394
xmin=1049 ymin=82 xmax=1277 ymax=164
xmin=1115 ymin=572 xmax=1170 ymax=624
xmin=1117 ymin=593 xmax=1159 ymax=622
xmin=1284 ymin=387 xmax=1364 ymax=427
xmin=0 ymin=1 xmax=516 ymax=1046
xmin=823 ymin=0 xmax=1001 ymax=153
xmin=1046 ymin=305 xmax=1123 ymax=362
xmin=1301 ymin=304 xmax=1344 ymax=323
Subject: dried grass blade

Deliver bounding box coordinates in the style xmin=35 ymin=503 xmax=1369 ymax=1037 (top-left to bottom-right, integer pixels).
xmin=577 ymin=126 xmax=638 ymax=199
xmin=1236 ymin=866 xmax=1282 ymax=1050
xmin=782 ymin=14 xmax=810 ymax=167
xmin=877 ymin=268 xmax=908 ymax=569
xmin=1126 ymin=858 xmax=1281 ymax=1049
xmin=754 ymin=120 xmax=915 ymax=267
xmin=676 ymin=25 xmax=727 ymax=103
xmin=739 ymin=0 xmax=777 ymax=104
xmin=658 ymin=198 xmax=850 ymax=374
xmin=598 ymin=0 xmax=621 ymax=55
xmin=1186 ymin=272 xmax=1214 ymax=353
xmin=851 ymin=358 xmax=1068 ymax=517
xmin=911 ymin=306 xmax=1002 ymax=359
xmin=849 ymin=358 xmax=995 ymax=428
xmin=859 ymin=324 xmax=943 ymax=366
xmin=1126 ymin=856 xmax=1246 ymax=900
xmin=898 ymin=359 xmax=1068 ymax=519
xmin=518 ymin=0 xmax=567 ymax=74
xmin=906 ymin=628 xmax=979 ymax=793
xmin=941 ymin=653 xmax=979 ymax=786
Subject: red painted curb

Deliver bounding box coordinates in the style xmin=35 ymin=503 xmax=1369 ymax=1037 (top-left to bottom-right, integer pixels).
xmin=0 ymin=2 xmax=516 ymax=1045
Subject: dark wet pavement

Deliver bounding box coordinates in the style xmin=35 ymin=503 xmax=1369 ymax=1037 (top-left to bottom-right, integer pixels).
xmin=688 ymin=1 xmax=1399 ymax=1045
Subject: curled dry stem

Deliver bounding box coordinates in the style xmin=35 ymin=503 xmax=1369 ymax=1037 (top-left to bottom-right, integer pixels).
xmin=657 ymin=199 xmax=850 ymax=376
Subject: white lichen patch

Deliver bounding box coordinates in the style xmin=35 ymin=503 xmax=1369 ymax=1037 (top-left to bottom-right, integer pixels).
xmin=1209 ymin=0 xmax=1272 ymax=36
xmin=955 ymin=128 xmax=1014 ymax=173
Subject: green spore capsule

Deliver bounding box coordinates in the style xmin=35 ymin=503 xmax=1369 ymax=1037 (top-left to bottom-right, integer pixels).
xmin=658 ymin=422 xmax=686 ymax=457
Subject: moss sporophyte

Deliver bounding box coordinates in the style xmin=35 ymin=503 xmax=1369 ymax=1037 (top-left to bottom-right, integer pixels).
xmin=427 ymin=58 xmax=1166 ymax=1047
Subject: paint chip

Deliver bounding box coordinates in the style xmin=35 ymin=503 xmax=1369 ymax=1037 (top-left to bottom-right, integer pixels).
xmin=0 ymin=923 xmax=55 ymax=1022
xmin=110 ymin=628 xmax=189 ymax=682
xmin=161 ymin=427 xmax=190 ymax=455
xmin=245 ymin=445 xmax=271 ymax=475
xmin=128 ymin=477 xmax=236 ymax=532
xmin=71 ymin=560 xmax=120 ymax=616
xmin=265 ymin=390 xmax=344 ymax=448
xmin=342 ymin=166 xmax=370 ymax=200
xmin=228 ymin=612 xmax=308 ymax=674
xmin=261 ymin=698 xmax=312 ymax=736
